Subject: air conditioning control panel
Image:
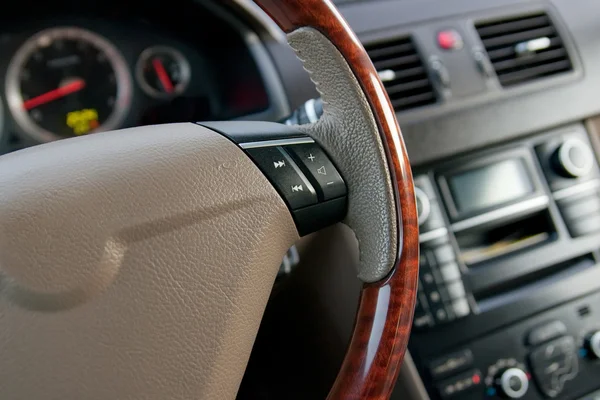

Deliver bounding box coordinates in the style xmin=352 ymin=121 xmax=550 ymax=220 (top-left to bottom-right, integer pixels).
xmin=411 ymin=290 xmax=600 ymax=400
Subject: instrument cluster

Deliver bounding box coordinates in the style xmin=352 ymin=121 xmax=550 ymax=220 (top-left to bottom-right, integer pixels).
xmin=0 ymin=3 xmax=272 ymax=151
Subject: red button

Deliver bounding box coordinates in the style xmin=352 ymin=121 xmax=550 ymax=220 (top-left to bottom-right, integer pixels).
xmin=437 ymin=30 xmax=463 ymax=50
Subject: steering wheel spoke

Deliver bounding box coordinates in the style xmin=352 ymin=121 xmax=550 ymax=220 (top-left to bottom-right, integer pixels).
xmin=200 ymin=121 xmax=348 ymax=236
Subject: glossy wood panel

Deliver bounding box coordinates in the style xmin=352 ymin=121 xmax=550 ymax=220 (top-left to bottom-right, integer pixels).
xmin=253 ymin=1 xmax=420 ymax=399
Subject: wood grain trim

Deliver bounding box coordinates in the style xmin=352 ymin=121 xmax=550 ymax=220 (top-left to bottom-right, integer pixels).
xmin=253 ymin=1 xmax=420 ymax=399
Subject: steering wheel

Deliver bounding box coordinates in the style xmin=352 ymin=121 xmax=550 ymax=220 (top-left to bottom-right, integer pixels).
xmin=0 ymin=0 xmax=419 ymax=398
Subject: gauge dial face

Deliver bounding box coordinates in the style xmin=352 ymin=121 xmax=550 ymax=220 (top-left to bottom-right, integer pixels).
xmin=136 ymin=46 xmax=191 ymax=99
xmin=5 ymin=27 xmax=132 ymax=142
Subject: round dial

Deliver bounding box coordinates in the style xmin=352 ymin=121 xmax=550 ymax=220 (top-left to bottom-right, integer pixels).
xmin=496 ymin=368 xmax=529 ymax=399
xmin=585 ymin=330 xmax=600 ymax=359
xmin=136 ymin=46 xmax=190 ymax=98
xmin=552 ymin=138 xmax=594 ymax=178
xmin=5 ymin=27 xmax=132 ymax=142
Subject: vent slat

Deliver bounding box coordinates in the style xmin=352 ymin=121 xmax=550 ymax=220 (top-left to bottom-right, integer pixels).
xmin=476 ymin=15 xmax=550 ymax=38
xmin=365 ymin=36 xmax=436 ymax=112
xmin=372 ymin=54 xmax=421 ymax=70
xmin=498 ymin=60 xmax=572 ymax=86
xmin=367 ymin=42 xmax=415 ymax=61
xmin=481 ymin=26 xmax=555 ymax=49
xmin=385 ymin=79 xmax=432 ymax=95
xmin=475 ymin=12 xmax=572 ymax=87
xmin=387 ymin=66 xmax=427 ymax=81
xmin=486 ymin=37 xmax=563 ymax=61
xmin=493 ymin=48 xmax=568 ymax=72
xmin=391 ymin=92 xmax=437 ymax=110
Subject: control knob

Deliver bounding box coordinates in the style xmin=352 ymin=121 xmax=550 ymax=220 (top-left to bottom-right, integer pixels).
xmin=495 ymin=368 xmax=529 ymax=399
xmin=551 ymin=138 xmax=594 ymax=178
xmin=584 ymin=330 xmax=600 ymax=359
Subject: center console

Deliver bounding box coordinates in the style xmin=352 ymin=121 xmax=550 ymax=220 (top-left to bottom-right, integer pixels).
xmin=401 ymin=124 xmax=600 ymax=399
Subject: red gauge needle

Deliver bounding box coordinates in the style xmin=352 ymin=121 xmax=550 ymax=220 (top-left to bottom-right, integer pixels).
xmin=152 ymin=58 xmax=174 ymax=94
xmin=23 ymin=79 xmax=86 ymax=110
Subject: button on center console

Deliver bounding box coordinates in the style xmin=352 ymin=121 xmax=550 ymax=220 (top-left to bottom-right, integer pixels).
xmin=529 ymin=336 xmax=579 ymax=398
xmin=527 ymin=320 xmax=568 ymax=346
xmin=429 ymin=349 xmax=474 ymax=380
xmin=552 ymin=138 xmax=594 ymax=178
xmin=437 ymin=369 xmax=483 ymax=399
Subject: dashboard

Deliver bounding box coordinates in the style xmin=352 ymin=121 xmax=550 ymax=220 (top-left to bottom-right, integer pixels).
xmin=2 ymin=0 xmax=600 ymax=399
xmin=0 ymin=0 xmax=287 ymax=152
xmin=256 ymin=0 xmax=600 ymax=399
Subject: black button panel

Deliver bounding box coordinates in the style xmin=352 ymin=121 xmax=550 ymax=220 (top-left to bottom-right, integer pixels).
xmin=246 ymin=146 xmax=318 ymax=209
xmin=241 ymin=137 xmax=348 ymax=236
xmin=286 ymin=143 xmax=346 ymax=201
xmin=415 ymin=235 xmax=470 ymax=330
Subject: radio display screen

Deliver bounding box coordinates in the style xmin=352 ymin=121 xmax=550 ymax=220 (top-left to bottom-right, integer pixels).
xmin=448 ymin=159 xmax=534 ymax=214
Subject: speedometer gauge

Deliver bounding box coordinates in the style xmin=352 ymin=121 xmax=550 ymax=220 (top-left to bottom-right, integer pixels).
xmin=5 ymin=27 xmax=132 ymax=142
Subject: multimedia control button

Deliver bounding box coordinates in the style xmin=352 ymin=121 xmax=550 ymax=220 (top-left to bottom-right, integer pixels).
xmin=428 ymin=289 xmax=443 ymax=305
xmin=552 ymin=138 xmax=594 ymax=178
xmin=430 ymin=301 xmax=454 ymax=324
xmin=434 ymin=244 xmax=456 ymax=265
xmin=452 ymin=298 xmax=470 ymax=318
xmin=570 ymin=214 xmax=600 ymax=237
xmin=527 ymin=321 xmax=567 ymax=346
xmin=429 ymin=349 xmax=474 ymax=380
xmin=285 ymin=143 xmax=346 ymax=201
xmin=414 ymin=293 xmax=435 ymax=330
xmin=559 ymin=195 xmax=600 ymax=221
xmin=439 ymin=262 xmax=461 ymax=282
xmin=247 ymin=146 xmax=317 ymax=209
xmin=414 ymin=313 xmax=434 ymax=329
xmin=446 ymin=281 xmax=466 ymax=300
xmin=437 ymin=369 xmax=483 ymax=399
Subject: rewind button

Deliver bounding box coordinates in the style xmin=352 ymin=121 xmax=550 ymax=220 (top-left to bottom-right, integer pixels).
xmin=246 ymin=146 xmax=317 ymax=210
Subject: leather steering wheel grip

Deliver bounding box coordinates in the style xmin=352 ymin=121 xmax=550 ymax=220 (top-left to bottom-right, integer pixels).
xmin=254 ymin=0 xmax=420 ymax=398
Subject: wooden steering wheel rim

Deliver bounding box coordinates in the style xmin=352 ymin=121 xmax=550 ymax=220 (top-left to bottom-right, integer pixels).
xmin=253 ymin=1 xmax=420 ymax=399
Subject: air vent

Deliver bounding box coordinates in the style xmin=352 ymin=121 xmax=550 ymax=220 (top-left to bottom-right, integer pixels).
xmin=365 ymin=36 xmax=436 ymax=112
xmin=475 ymin=12 xmax=573 ymax=87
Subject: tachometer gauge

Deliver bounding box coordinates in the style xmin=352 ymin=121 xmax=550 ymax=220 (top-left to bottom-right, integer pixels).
xmin=5 ymin=27 xmax=132 ymax=142
xmin=136 ymin=46 xmax=191 ymax=99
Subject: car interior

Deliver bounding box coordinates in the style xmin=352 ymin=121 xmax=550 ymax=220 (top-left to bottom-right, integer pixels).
xmin=0 ymin=0 xmax=599 ymax=399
